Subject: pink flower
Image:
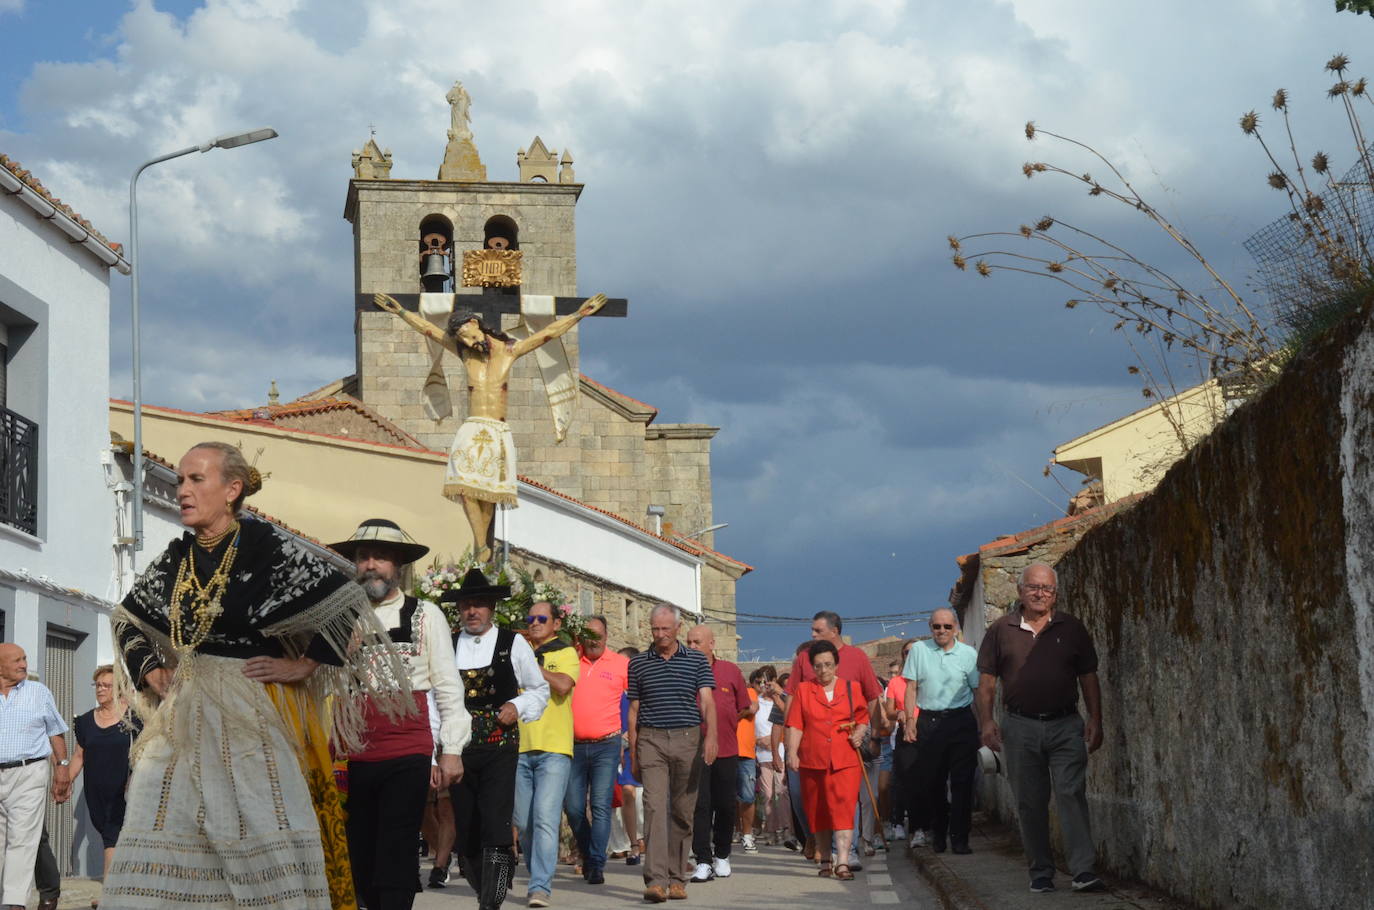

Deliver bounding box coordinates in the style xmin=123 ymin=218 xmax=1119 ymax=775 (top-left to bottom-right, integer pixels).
xmin=559 ymin=603 xmax=574 ymax=616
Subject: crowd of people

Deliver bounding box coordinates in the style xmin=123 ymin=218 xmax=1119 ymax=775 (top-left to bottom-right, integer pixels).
xmin=0 ymin=440 xmax=1108 ymax=909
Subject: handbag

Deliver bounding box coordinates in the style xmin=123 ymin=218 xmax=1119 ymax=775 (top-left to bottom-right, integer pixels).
xmin=844 ymin=680 xmax=882 ymax=761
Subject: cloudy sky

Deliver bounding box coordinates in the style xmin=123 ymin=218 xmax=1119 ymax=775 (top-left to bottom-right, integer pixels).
xmin=1 ymin=0 xmax=1365 ymax=658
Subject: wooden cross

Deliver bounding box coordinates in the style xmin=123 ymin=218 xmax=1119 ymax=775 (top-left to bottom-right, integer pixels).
xmin=354 ymin=287 xmax=628 ymax=323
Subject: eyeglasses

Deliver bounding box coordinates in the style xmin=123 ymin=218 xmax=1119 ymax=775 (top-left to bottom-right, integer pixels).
xmin=525 ymin=615 xmax=551 ymax=625
xmin=931 ymin=623 xmax=955 ymax=630
xmin=1020 ymin=584 xmax=1057 ymax=594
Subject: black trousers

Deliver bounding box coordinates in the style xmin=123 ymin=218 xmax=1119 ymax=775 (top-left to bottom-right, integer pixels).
xmin=35 ymin=826 xmax=58 ymax=902
xmin=347 ymin=754 xmax=432 ymax=910
xmin=691 ymin=755 xmax=738 ymax=862
xmin=892 ymin=738 xmax=926 ymax=830
xmin=451 ymin=745 xmax=517 ymax=850
xmin=914 ymin=708 xmax=979 ymax=844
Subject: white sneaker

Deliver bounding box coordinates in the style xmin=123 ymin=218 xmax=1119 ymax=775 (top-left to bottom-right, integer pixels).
xmin=741 ymin=834 xmax=757 ymax=854
xmin=910 ymin=829 xmax=927 ymax=848
xmin=690 ymin=862 xmax=715 ymax=882
xmin=712 ymin=857 xmax=732 ymax=878
xmin=891 ymin=823 xmax=907 ymax=841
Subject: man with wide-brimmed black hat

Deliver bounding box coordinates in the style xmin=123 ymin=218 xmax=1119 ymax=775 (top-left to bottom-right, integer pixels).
xmin=330 ymin=518 xmax=471 ymax=910
xmin=443 ymin=567 xmax=549 ymax=910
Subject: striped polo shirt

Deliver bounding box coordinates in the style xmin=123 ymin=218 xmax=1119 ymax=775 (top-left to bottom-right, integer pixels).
xmin=628 ymin=642 xmax=715 ymax=729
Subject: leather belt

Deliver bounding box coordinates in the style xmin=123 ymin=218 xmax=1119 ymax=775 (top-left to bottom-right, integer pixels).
xmin=575 ymin=732 xmax=621 ymax=744
xmin=1007 ymin=706 xmax=1078 ymax=721
xmin=918 ymin=706 xmax=972 ymax=718
xmin=0 ymin=756 xmax=45 ymax=771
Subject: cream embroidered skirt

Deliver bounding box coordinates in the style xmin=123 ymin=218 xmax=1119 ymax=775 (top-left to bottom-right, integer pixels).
xmin=443 ymin=415 xmax=518 ymax=506
xmin=101 ymin=656 xmax=334 ymax=910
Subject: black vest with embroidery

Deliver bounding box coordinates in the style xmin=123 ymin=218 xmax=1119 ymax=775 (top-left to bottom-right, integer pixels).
xmin=460 ymin=626 xmax=521 ymax=751
xmin=387 ymin=597 xmax=423 ymax=646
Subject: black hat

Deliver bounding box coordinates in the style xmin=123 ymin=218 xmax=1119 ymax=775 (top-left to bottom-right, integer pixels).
xmin=329 ymin=518 xmax=430 ymax=565
xmin=439 ymin=567 xmax=511 ymax=604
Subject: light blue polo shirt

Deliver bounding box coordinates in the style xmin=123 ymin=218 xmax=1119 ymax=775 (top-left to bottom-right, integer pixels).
xmin=902 ymin=639 xmax=979 ymax=711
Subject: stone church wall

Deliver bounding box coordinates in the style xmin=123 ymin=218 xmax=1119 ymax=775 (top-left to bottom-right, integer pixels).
xmin=980 ymin=302 xmax=1374 ymax=908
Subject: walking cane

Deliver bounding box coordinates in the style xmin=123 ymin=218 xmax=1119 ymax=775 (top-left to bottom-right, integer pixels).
xmin=839 ymin=722 xmax=880 ymax=817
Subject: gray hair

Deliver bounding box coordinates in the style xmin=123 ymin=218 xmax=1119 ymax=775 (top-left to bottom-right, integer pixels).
xmin=190 ymin=441 xmax=262 ymax=512
xmin=1018 ymin=563 xmax=1059 ymax=586
xmin=649 ymin=605 xmax=679 ymax=624
xmin=930 ymin=607 xmax=959 ymax=629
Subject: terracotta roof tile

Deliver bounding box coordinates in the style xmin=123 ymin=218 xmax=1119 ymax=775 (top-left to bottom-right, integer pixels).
xmin=978 ymin=493 xmax=1147 ymax=558
xmin=112 ymin=399 xmax=751 ymax=571
xmin=208 ymin=396 xmax=424 ymax=448
xmin=0 ymin=153 xmax=124 ymax=257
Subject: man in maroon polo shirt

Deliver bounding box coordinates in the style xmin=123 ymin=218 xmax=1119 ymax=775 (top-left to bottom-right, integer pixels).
xmin=685 ymin=625 xmax=752 ymax=882
xmin=976 ymin=562 xmax=1104 ymax=895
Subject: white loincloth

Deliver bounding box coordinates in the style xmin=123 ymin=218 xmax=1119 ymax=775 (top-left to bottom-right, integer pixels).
xmin=443 ymin=416 xmax=518 ymax=507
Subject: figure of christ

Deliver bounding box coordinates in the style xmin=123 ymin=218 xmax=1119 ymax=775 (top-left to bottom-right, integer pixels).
xmin=374 ymin=292 xmax=608 ymax=564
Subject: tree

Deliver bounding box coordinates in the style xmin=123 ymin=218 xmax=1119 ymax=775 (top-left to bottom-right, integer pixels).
xmin=1336 ymin=1 xmax=1374 ymax=15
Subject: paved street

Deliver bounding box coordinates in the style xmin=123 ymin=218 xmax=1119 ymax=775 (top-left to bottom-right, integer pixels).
xmin=414 ymin=842 xmax=939 ymax=910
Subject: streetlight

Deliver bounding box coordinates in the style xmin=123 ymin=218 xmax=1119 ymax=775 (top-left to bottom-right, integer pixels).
xmin=128 ymin=127 xmax=278 ymax=560
xmin=679 ymin=522 xmax=728 ymax=539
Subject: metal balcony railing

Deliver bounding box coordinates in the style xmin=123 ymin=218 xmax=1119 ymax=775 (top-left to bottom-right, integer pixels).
xmin=0 ymin=406 xmax=38 ymax=536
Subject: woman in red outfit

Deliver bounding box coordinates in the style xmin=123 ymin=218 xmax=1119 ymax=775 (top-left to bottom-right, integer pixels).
xmin=784 ymin=639 xmax=870 ymax=880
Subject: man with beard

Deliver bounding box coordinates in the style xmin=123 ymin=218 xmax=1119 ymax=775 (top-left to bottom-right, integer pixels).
xmin=330 ymin=519 xmax=470 ymax=910
xmin=443 ymin=568 xmax=550 ymax=910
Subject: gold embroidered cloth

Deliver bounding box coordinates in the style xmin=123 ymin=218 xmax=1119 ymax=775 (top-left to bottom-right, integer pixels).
xmin=443 ymin=415 xmax=518 ymax=507
xmin=101 ymin=656 xmax=351 ymax=909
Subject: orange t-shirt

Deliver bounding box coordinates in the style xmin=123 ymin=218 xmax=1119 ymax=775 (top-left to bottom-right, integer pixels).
xmin=572 ymin=649 xmax=630 ymax=741
xmin=737 ymin=687 xmax=758 ymax=759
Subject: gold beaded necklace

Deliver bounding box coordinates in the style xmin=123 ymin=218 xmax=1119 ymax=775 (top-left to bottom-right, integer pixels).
xmin=169 ymin=524 xmax=240 ymax=654
xmin=195 ymin=520 xmax=238 ymax=551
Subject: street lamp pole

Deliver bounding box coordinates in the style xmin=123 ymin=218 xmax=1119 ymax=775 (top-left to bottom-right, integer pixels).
xmin=128 ymin=128 xmax=278 ymax=564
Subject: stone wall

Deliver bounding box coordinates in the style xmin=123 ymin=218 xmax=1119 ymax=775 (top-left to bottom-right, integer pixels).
xmin=982 ymin=302 xmax=1374 ymax=908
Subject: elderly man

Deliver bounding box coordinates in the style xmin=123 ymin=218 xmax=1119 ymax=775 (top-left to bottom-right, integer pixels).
xmin=0 ymin=644 xmax=69 ymax=910
xmin=628 ymin=606 xmax=716 ymax=903
xmin=444 ymin=568 xmax=550 ymax=910
xmin=684 ymin=626 xmax=751 ymax=882
xmin=514 ymin=600 xmax=579 ymax=908
xmin=902 ymin=608 xmax=980 ymax=855
xmin=565 ymin=615 xmax=628 ymax=887
xmin=977 ymin=563 xmax=1104 ymax=894
xmin=330 ymin=518 xmax=471 ymax=910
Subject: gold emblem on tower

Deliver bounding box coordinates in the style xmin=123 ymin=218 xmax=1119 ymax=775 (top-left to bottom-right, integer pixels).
xmin=461 ymin=249 xmax=523 ymax=287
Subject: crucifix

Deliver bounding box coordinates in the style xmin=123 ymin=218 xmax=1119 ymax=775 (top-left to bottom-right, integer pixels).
xmin=366 ymin=247 xmax=628 ymax=565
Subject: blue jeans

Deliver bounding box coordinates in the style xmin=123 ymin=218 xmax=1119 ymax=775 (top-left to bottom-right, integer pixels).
xmin=563 ymin=738 xmax=621 ymax=872
xmin=514 ymin=751 xmax=572 ymax=897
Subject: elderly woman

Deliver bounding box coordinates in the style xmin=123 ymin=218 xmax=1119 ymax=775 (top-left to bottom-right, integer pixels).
xmin=785 ymin=639 xmax=869 ymax=881
xmin=103 ymin=442 xmax=408 ymax=910
xmin=69 ymin=665 xmax=137 ymax=903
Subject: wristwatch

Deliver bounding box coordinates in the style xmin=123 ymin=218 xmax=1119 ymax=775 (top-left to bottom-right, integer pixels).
xmin=57 ymin=759 xmax=70 ymax=767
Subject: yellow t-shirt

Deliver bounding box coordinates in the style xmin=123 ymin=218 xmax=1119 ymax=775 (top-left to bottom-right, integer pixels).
xmin=519 ymin=642 xmax=581 ymax=756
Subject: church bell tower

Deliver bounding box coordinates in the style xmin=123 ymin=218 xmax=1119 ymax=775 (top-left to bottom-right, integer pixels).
xmin=344 ymin=82 xmax=584 ymax=453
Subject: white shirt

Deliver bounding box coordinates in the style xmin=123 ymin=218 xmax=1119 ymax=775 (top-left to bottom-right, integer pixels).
xmin=454 ymin=624 xmax=549 ymax=724
xmin=0 ymin=678 xmax=66 ymax=763
xmin=755 ymin=696 xmax=775 ymax=763
xmin=373 ymin=591 xmax=471 ymax=754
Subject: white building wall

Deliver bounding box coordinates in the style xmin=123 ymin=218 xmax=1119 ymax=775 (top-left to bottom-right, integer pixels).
xmin=503 ymin=483 xmax=702 ymax=614
xmin=0 ymin=186 xmax=121 ymax=877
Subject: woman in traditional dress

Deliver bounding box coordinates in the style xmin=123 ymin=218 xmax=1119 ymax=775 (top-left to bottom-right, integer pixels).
xmin=784 ymin=639 xmax=870 ymax=881
xmin=103 ymin=442 xmax=409 ymax=910
xmin=69 ymin=664 xmax=138 ymax=907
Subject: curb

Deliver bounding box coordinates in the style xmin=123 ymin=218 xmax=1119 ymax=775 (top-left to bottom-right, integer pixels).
xmin=903 ymin=847 xmax=992 ymax=910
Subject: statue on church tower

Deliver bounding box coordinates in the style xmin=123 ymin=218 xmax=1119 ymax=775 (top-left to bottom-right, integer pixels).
xmin=439 ymin=80 xmax=487 ymax=181
xmin=373 ymin=292 xmax=608 ymax=564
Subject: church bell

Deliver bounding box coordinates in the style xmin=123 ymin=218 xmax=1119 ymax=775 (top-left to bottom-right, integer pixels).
xmin=420 ymin=252 xmax=450 ymax=291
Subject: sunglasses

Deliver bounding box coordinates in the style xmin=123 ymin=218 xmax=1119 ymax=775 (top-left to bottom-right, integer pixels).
xmin=525 ymin=615 xmax=551 ymax=625
xmin=931 ymin=623 xmax=955 ymax=630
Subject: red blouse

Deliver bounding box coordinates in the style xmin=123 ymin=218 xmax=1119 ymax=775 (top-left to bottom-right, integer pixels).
xmin=785 ymin=679 xmax=870 ymax=772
